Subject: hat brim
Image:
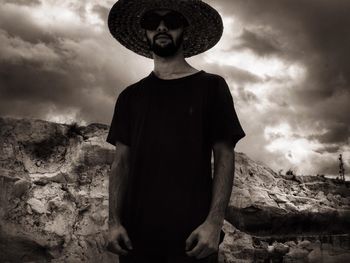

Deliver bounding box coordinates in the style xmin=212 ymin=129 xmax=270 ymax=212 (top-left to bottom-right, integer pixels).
xmin=108 ymin=0 xmax=223 ymax=59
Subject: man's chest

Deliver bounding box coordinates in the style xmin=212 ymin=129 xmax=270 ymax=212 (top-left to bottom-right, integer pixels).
xmin=125 ymin=85 xmax=211 ymax=148
xmin=130 ymin=85 xmax=209 ymax=126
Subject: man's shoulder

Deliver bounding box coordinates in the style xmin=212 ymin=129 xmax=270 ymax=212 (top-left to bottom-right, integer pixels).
xmin=119 ymin=75 xmax=150 ymax=96
xmin=200 ymin=70 xmax=224 ymax=80
xmin=198 ymin=71 xmax=227 ymax=87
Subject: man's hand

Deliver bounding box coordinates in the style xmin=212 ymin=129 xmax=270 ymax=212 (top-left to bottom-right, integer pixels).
xmin=185 ymin=220 xmax=222 ymax=259
xmin=106 ymin=223 xmax=133 ymax=256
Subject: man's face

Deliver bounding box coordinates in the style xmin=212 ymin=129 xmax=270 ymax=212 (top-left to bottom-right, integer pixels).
xmin=141 ymin=9 xmax=188 ymax=58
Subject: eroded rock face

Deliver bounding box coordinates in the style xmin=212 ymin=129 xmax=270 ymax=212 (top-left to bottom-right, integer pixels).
xmin=0 ymin=117 xmax=349 ymax=262
xmin=0 ymin=117 xmax=117 ymax=263
xmin=228 ymin=153 xmax=350 ymax=236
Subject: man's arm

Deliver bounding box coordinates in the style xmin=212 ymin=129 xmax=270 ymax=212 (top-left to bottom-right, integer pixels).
xmin=186 ymin=141 xmax=234 ymax=259
xmin=206 ymin=141 xmax=235 ymax=225
xmin=109 ymin=141 xmax=130 ymax=225
xmin=107 ymin=141 xmax=133 ymax=255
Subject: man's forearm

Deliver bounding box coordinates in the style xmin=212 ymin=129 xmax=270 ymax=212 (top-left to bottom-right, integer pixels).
xmin=206 ymin=145 xmax=235 ymax=226
xmin=109 ymin=151 xmax=130 ymax=226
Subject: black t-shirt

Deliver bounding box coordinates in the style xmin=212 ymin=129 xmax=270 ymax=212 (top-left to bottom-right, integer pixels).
xmin=106 ymin=70 xmax=245 ymax=255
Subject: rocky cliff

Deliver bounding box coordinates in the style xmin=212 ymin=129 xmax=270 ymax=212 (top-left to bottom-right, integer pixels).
xmin=0 ymin=117 xmax=349 ymax=263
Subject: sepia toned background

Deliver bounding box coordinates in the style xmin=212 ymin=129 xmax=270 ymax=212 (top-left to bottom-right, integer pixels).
xmin=0 ymin=0 xmax=349 ymax=178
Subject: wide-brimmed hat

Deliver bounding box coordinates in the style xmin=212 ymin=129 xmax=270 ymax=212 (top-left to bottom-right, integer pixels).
xmin=108 ymin=0 xmax=223 ymax=59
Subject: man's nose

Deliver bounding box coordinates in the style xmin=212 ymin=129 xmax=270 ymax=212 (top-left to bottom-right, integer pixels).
xmin=157 ymin=20 xmax=168 ymax=32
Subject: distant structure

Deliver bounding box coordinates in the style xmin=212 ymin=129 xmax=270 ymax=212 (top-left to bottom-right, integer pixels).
xmin=339 ymin=154 xmax=345 ymax=182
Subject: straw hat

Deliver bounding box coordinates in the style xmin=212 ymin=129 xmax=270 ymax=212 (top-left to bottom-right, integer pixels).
xmin=108 ymin=0 xmax=223 ymax=59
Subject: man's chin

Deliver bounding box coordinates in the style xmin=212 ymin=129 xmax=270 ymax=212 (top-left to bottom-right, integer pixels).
xmin=153 ymin=50 xmax=178 ymax=57
xmin=152 ymin=44 xmax=179 ymax=58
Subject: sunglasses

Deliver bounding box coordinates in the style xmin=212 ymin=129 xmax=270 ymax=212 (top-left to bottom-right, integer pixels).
xmin=140 ymin=11 xmax=189 ymax=30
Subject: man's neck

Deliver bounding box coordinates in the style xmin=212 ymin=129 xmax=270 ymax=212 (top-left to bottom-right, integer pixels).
xmin=153 ymin=53 xmax=199 ymax=80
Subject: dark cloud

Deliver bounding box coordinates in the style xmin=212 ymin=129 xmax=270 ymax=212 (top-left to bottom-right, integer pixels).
xmin=219 ymin=0 xmax=350 ymax=97
xmin=238 ymin=90 xmax=259 ymax=104
xmin=0 ymin=5 xmax=54 ymax=44
xmin=314 ymin=146 xmax=341 ymax=155
xmin=0 ymin=1 xmax=151 ymax=125
xmin=92 ymin=4 xmax=110 ymax=24
xmin=0 ymin=29 xmax=144 ymax=123
xmin=309 ymin=123 xmax=350 ymax=144
xmin=235 ymin=29 xmax=281 ymax=56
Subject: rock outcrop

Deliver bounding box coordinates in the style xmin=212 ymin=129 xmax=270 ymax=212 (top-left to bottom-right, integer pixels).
xmin=0 ymin=117 xmax=116 ymax=262
xmin=0 ymin=117 xmax=349 ymax=263
xmin=229 ymin=153 xmax=350 ymax=235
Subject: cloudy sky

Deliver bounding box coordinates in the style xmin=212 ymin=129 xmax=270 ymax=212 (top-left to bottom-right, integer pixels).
xmin=1 ymin=0 xmax=349 ymax=177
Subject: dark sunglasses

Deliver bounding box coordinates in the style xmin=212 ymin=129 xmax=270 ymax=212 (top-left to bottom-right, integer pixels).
xmin=140 ymin=11 xmax=189 ymax=30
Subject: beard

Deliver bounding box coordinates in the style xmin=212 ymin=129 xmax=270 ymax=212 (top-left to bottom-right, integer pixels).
xmin=147 ymin=32 xmax=184 ymax=58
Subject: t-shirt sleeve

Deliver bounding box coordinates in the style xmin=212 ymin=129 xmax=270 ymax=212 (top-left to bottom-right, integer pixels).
xmin=106 ymin=90 xmax=131 ymax=146
xmin=209 ymin=77 xmax=246 ymax=148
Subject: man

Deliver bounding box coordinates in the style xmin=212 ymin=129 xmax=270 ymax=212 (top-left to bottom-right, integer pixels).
xmin=105 ymin=1 xmax=245 ymax=262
